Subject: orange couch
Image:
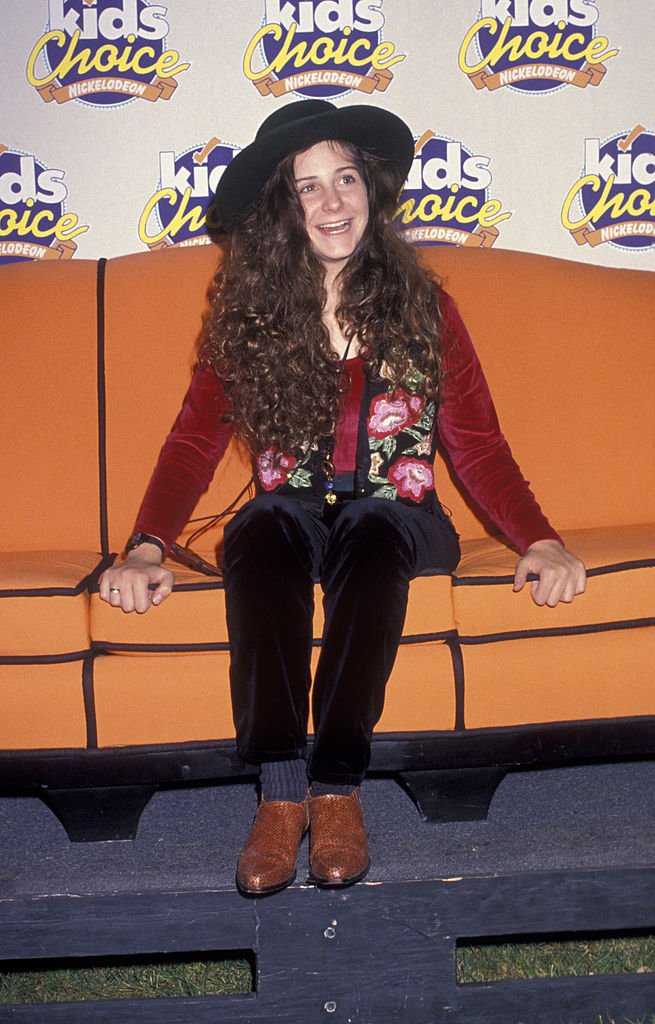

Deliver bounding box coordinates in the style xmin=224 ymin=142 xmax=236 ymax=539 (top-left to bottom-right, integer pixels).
xmin=1 ymin=244 xmax=653 ymax=840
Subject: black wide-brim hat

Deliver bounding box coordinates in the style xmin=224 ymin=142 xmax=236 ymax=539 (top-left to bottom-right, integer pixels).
xmin=214 ymin=99 xmax=414 ymax=231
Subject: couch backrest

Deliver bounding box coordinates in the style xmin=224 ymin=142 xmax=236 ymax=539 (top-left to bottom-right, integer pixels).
xmin=2 ymin=244 xmax=653 ymax=554
xmin=427 ymin=246 xmax=655 ymax=540
xmin=102 ymin=245 xmax=252 ymax=555
xmin=0 ymin=259 xmax=101 ymax=551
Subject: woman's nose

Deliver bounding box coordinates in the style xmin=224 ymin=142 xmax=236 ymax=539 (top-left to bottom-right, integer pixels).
xmin=322 ymin=186 xmax=343 ymax=212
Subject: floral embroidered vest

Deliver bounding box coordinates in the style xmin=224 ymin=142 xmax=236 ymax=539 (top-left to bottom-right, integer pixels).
xmin=255 ymin=364 xmax=440 ymax=509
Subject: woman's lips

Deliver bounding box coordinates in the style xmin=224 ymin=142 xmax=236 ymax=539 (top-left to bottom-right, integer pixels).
xmin=317 ymin=219 xmax=351 ymax=235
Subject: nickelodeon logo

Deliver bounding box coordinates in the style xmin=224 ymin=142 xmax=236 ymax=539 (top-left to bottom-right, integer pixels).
xmin=27 ymin=0 xmax=190 ymax=108
xmin=243 ymin=0 xmax=404 ymax=99
xmin=0 ymin=146 xmax=88 ymax=265
xmin=394 ymin=132 xmax=511 ymax=248
xmin=139 ymin=139 xmax=239 ymax=250
xmin=562 ymin=126 xmax=655 ymax=252
xmin=459 ymin=0 xmax=618 ymax=94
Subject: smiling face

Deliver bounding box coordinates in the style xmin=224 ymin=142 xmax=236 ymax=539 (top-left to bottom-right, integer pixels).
xmin=293 ymin=140 xmax=369 ymax=277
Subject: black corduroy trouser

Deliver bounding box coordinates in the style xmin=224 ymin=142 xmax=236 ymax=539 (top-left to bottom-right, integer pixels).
xmin=223 ymin=493 xmax=460 ymax=786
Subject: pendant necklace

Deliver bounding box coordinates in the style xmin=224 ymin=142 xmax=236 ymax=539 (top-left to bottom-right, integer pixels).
xmin=321 ymin=336 xmax=354 ymax=506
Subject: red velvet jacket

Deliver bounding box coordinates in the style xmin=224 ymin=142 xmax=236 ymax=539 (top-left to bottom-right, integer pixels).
xmin=134 ymin=293 xmax=562 ymax=556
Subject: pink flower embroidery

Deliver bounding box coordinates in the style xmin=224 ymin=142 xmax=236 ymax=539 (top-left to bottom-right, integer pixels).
xmin=368 ymin=389 xmax=424 ymax=439
xmin=388 ymin=457 xmax=434 ymax=502
xmin=256 ymin=447 xmax=298 ymax=491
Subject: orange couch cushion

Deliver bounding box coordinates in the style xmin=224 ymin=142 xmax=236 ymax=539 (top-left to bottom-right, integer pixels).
xmin=333 ymin=641 xmax=457 ymax=735
xmin=420 ymin=247 xmax=655 ymax=542
xmin=453 ymin=524 xmax=655 ymax=636
xmin=462 ymin=626 xmax=655 ymax=730
xmin=93 ymin=651 xmax=234 ymax=748
xmin=0 ymin=661 xmax=88 ymax=750
xmin=453 ymin=524 xmax=655 ymax=729
xmin=92 ymin=638 xmax=458 ymax=749
xmin=90 ymin=563 xmax=456 ymax=649
xmin=101 ymin=246 xmax=252 ymax=555
xmin=0 ymin=260 xmax=101 ymax=552
xmin=0 ymin=551 xmax=100 ymax=656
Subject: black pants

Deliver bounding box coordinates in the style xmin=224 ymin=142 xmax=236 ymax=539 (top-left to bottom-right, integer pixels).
xmin=223 ymin=493 xmax=460 ymax=786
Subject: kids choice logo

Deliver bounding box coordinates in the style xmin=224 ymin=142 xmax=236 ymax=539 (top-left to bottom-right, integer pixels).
xmin=0 ymin=145 xmax=88 ymax=266
xmin=27 ymin=0 xmax=190 ymax=108
xmin=393 ymin=131 xmax=511 ymax=248
xmin=562 ymin=125 xmax=655 ymax=252
xmin=243 ymin=0 xmax=405 ymax=99
xmin=139 ymin=138 xmax=239 ymax=250
xmin=459 ymin=0 xmax=618 ymax=94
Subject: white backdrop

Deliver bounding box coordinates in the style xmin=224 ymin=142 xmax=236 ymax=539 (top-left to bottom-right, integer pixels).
xmin=1 ymin=0 xmax=653 ymax=269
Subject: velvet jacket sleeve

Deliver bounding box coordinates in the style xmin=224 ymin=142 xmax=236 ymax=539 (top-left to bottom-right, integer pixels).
xmin=133 ymin=365 xmax=234 ymax=554
xmin=436 ymin=292 xmax=562 ymax=555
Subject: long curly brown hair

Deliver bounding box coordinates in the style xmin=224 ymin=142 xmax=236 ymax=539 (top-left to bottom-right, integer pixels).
xmin=202 ymin=140 xmax=445 ymax=456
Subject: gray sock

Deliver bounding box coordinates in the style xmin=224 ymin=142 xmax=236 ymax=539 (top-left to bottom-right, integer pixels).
xmin=260 ymin=759 xmax=308 ymax=802
xmin=310 ymin=781 xmax=355 ymax=797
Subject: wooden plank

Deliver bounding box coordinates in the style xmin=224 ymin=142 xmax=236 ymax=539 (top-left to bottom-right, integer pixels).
xmin=0 ymin=869 xmax=653 ymax=1022
xmin=254 ymin=883 xmax=455 ymax=1020
xmin=452 ymin=973 xmax=655 ymax=1024
xmin=0 ymin=995 xmax=257 ymax=1024
xmin=0 ymin=890 xmax=255 ymax=960
xmin=436 ymin=867 xmax=655 ymax=936
xmin=2 ymin=977 xmax=655 ymax=1024
xmin=251 ymin=879 xmax=655 ymax=1023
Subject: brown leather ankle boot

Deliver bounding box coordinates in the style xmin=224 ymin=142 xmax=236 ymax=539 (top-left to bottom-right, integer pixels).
xmin=236 ymin=796 xmax=309 ymax=896
xmin=308 ymin=788 xmax=370 ymax=887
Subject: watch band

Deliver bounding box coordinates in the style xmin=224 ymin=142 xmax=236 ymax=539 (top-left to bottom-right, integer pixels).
xmin=125 ymin=532 xmax=166 ymax=557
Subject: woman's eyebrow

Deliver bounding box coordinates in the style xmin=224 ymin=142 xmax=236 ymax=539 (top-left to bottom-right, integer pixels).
xmin=295 ymin=165 xmax=359 ymax=183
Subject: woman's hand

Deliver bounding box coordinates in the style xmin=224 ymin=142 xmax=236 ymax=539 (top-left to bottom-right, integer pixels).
xmin=513 ymin=539 xmax=586 ymax=608
xmin=98 ymin=543 xmax=175 ymax=613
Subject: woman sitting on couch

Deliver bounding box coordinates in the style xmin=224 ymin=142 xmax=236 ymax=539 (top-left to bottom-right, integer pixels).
xmin=99 ymin=100 xmax=586 ymax=896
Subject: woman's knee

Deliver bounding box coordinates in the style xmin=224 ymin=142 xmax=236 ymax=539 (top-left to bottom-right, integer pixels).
xmin=329 ymin=499 xmax=408 ymax=542
xmin=224 ymin=495 xmax=319 ymax=573
xmin=324 ymin=498 xmax=459 ymax=577
xmin=323 ymin=499 xmax=413 ymax=573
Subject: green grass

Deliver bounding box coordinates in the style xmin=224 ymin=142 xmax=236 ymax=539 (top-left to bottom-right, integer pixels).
xmin=0 ymin=932 xmax=652 ymax=1007
xmin=0 ymin=953 xmax=253 ymax=1004
xmin=457 ymin=931 xmax=655 ymax=984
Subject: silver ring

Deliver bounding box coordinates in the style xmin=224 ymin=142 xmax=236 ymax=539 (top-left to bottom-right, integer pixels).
xmin=110 ymin=587 xmax=121 ymax=594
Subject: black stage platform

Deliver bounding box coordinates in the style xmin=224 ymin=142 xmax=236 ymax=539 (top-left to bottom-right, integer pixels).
xmin=1 ymin=762 xmax=654 ymax=1022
